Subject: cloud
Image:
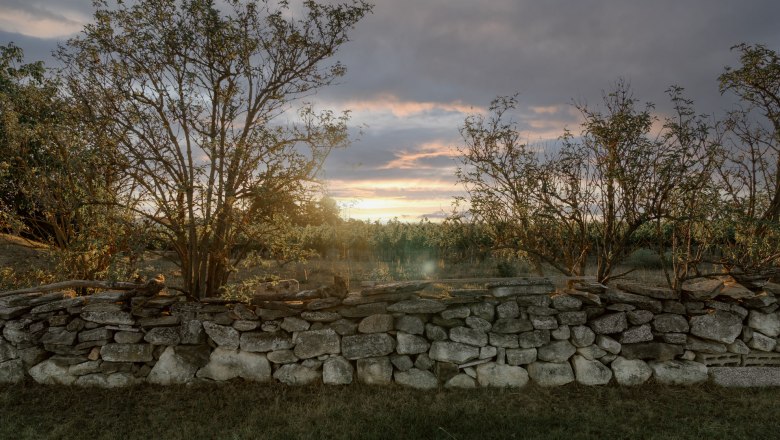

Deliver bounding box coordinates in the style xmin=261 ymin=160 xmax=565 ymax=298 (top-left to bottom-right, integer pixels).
xmin=381 ymin=141 xmax=458 ymax=170
xmin=5 ymin=0 xmax=780 ymax=222
xmin=343 ymin=93 xmax=480 ymax=118
xmin=0 ymin=1 xmax=89 ymax=39
xmin=329 ymin=0 xmax=780 ymax=115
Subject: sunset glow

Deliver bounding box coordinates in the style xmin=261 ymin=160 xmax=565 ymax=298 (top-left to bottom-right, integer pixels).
xmin=3 ymin=0 xmax=777 ymax=223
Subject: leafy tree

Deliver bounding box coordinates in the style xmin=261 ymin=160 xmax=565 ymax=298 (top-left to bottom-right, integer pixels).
xmin=652 ymin=87 xmax=721 ymax=290
xmin=456 ymin=82 xmax=715 ymax=283
xmin=454 ymin=95 xmax=556 ymax=273
xmin=58 ymin=0 xmax=372 ymax=297
xmin=716 ymin=43 xmax=780 ymax=277
xmin=0 ymin=43 xmax=138 ymax=281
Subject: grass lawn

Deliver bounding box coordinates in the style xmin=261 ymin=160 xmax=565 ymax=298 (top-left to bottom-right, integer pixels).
xmin=1 ymin=381 xmax=778 ymax=439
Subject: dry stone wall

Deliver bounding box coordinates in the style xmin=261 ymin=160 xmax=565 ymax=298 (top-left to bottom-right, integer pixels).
xmin=2 ymin=277 xmax=780 ymax=388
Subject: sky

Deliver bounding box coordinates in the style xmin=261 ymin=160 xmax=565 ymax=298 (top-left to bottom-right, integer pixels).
xmin=2 ymin=0 xmax=780 ymax=221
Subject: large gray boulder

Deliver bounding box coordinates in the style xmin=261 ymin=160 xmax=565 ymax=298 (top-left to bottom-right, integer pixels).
xmin=358 ymin=314 xmax=394 ymax=333
xmin=689 ymin=311 xmax=742 ymax=344
xmin=650 ymin=360 xmax=708 ymax=385
xmin=444 ymin=373 xmax=477 ymax=388
xmin=627 ymin=310 xmax=655 ymax=325
xmin=293 ymin=329 xmax=340 ymax=359
xmin=620 ymin=324 xmax=653 ymax=344
xmin=572 ymin=355 xmax=612 ymax=385
xmin=79 ymin=327 xmax=113 ymax=343
xmin=527 ymin=361 xmax=574 ymax=386
xmin=29 ymin=359 xmax=77 ymax=385
xmin=273 ymin=364 xmax=320 ymax=386
xmin=396 ymin=332 xmax=430 ymax=355
xmin=449 ymin=327 xmax=488 ymax=347
xmin=589 ymin=312 xmax=627 ymax=334
xmin=342 ymin=333 xmax=395 ymax=359
xmin=570 ymin=325 xmax=596 ymax=347
xmin=531 ymin=316 xmax=558 ymax=330
xmin=41 ymin=328 xmax=77 ymax=346
xmin=489 ymin=333 xmax=519 ymax=348
xmin=280 ymin=317 xmax=310 ymax=333
xmin=727 ymin=339 xmax=750 ymax=355
xmin=202 ymin=322 xmax=240 ymax=349
xmin=323 ymin=356 xmax=353 ymax=385
xmin=537 ymin=340 xmax=576 ymax=363
xmin=518 ymin=330 xmax=550 ymax=348
xmin=196 ymin=347 xmax=271 ymax=381
xmin=3 ymin=322 xmax=40 ymax=344
xmin=748 ymin=332 xmax=777 ymax=352
xmin=576 ymin=345 xmax=607 ymax=360
xmin=469 ymin=303 xmax=495 ymax=321
xmin=425 ymin=324 xmax=448 ymax=341
xmin=652 ymin=314 xmax=689 ymax=333
xmin=496 ymin=301 xmax=520 ymax=319
xmin=330 ymin=319 xmax=358 ymax=336
xmin=428 ymin=341 xmax=479 ymax=364
xmin=681 ymin=278 xmax=724 ymax=299
xmin=551 ymin=294 xmax=583 ymax=311
xmin=144 ymin=327 xmax=181 ymax=346
xmin=747 ymin=311 xmax=780 ymax=337
xmin=551 ymin=325 xmax=571 ymax=340
xmin=476 ymin=362 xmax=529 ymax=388
xmin=147 ymin=345 xmax=210 ymax=385
xmin=391 ymin=354 xmax=414 ymax=371
xmin=356 ymin=356 xmax=393 ymax=385
xmin=610 ymin=356 xmax=652 ymax=385
xmin=595 ymin=335 xmax=621 ymax=355
xmin=395 ymin=315 xmax=425 ymax=335
xmin=394 ymin=368 xmax=439 ymax=390
xmin=442 ymin=306 xmax=471 ymax=320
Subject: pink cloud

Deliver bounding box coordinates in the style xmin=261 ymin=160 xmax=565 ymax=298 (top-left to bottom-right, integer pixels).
xmin=381 ymin=141 xmax=458 ymax=170
xmin=343 ymin=93 xmax=482 ymax=118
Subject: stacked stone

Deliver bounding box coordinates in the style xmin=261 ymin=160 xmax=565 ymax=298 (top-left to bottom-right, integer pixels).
xmin=0 ymin=287 xmax=187 ymax=386
xmin=2 ymin=277 xmax=780 ymax=388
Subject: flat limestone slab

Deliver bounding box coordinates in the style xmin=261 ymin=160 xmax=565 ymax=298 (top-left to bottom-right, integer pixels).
xmin=710 ymin=367 xmax=780 ymax=387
